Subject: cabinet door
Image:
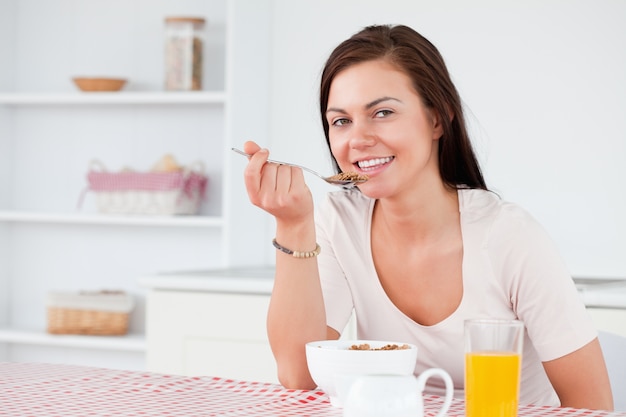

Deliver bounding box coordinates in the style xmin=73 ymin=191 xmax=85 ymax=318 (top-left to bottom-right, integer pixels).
xmin=184 ymin=338 xmax=275 ymax=383
xmin=587 ymin=308 xmax=626 ymax=337
xmin=146 ymin=290 xmax=277 ymax=383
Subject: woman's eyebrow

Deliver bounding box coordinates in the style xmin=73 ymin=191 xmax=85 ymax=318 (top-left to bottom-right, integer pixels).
xmin=326 ymin=96 xmax=402 ymax=115
xmin=365 ymin=96 xmax=401 ymax=109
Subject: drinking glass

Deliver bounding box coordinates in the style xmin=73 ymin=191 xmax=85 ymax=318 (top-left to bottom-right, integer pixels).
xmin=464 ymin=319 xmax=524 ymax=417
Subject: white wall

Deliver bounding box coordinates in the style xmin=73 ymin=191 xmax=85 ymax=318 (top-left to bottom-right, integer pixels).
xmin=267 ymin=0 xmax=626 ymax=278
xmin=0 ymin=1 xmax=16 ymax=91
xmin=13 ymin=0 xmax=227 ymax=92
xmin=0 ymin=0 xmax=16 ymax=206
xmin=0 ymin=0 xmax=16 ymax=335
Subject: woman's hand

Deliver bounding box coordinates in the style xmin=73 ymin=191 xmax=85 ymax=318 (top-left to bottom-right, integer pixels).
xmin=242 ymin=141 xmax=314 ymax=227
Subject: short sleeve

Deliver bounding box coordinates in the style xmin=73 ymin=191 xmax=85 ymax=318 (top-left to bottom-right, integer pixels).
xmin=488 ymin=203 xmax=597 ymax=361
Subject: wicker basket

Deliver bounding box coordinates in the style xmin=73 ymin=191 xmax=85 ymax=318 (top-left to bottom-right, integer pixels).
xmin=46 ymin=291 xmax=134 ymax=336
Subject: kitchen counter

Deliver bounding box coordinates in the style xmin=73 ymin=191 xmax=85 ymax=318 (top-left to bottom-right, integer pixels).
xmin=139 ymin=268 xmax=626 ymax=309
xmin=139 ymin=268 xmax=626 ymax=376
xmin=138 ymin=265 xmax=275 ymax=295
xmin=574 ymin=278 xmax=626 ymax=310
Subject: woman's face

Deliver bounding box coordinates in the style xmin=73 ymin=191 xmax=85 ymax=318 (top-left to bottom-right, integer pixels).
xmin=326 ymin=59 xmax=443 ymax=199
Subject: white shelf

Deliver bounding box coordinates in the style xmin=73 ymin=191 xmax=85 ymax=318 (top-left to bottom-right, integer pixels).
xmin=0 ymin=210 xmax=224 ymax=227
xmin=0 ymin=91 xmax=227 ymax=105
xmin=0 ymin=328 xmax=146 ymax=352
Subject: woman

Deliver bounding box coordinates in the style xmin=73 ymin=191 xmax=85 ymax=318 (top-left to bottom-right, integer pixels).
xmin=240 ymin=24 xmax=613 ymax=409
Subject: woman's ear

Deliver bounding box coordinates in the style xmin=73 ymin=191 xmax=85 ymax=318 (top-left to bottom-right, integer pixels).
xmin=431 ymin=107 xmax=454 ymax=140
xmin=431 ymin=111 xmax=445 ymax=140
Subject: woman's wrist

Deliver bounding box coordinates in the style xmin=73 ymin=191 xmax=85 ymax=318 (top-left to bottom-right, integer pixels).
xmin=274 ymin=219 xmax=317 ymax=259
xmin=275 ymin=216 xmax=315 ymax=240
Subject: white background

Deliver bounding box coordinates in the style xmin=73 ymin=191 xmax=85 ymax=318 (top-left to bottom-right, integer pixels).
xmin=1 ymin=0 xmax=625 ymax=279
xmin=265 ymin=0 xmax=626 ymax=278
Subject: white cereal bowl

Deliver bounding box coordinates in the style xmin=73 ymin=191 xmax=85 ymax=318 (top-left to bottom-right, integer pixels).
xmin=305 ymin=339 xmax=418 ymax=407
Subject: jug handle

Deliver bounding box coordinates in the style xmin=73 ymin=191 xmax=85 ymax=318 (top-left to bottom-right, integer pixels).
xmin=415 ymin=368 xmax=454 ymax=417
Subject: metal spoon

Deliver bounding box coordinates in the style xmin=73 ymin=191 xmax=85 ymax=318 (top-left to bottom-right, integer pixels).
xmin=231 ymin=147 xmax=368 ymax=188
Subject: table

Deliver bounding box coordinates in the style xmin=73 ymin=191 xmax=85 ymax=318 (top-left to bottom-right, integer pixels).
xmin=0 ymin=362 xmax=623 ymax=417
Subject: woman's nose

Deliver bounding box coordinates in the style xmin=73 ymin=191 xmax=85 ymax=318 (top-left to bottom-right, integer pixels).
xmin=348 ymin=120 xmax=376 ymax=148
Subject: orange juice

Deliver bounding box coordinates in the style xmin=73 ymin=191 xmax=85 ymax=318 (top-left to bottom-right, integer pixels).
xmin=465 ymin=351 xmax=521 ymax=417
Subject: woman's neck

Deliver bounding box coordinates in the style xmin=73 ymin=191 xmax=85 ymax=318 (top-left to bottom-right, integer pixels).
xmin=372 ymin=182 xmax=460 ymax=246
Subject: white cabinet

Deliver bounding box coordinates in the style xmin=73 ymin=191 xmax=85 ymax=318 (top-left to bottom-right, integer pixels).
xmin=0 ymin=0 xmax=272 ymax=370
xmin=142 ymin=267 xmax=277 ymax=381
xmin=141 ymin=267 xmax=358 ymax=381
xmin=587 ymin=308 xmax=626 ymax=338
xmin=577 ymin=280 xmax=626 ymax=338
xmin=146 ymin=289 xmax=277 ymax=383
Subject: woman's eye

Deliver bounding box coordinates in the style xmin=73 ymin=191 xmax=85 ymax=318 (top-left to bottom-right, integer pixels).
xmin=332 ymin=118 xmax=351 ymax=126
xmin=374 ymin=109 xmax=393 ymax=118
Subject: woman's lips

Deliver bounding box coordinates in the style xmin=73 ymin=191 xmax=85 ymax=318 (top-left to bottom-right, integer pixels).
xmin=356 ymin=156 xmax=394 ymax=171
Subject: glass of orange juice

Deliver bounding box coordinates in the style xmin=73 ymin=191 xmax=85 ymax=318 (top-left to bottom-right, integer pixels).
xmin=465 ymin=319 xmax=524 ymax=417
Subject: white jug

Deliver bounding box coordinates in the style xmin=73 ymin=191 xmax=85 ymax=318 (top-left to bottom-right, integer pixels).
xmin=343 ymin=369 xmax=453 ymax=417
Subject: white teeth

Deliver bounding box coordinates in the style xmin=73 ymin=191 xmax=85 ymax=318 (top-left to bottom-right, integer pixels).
xmin=357 ymin=156 xmax=394 ymax=169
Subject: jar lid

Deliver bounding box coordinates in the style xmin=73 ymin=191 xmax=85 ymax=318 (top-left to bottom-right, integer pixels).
xmin=165 ymin=17 xmax=206 ymax=25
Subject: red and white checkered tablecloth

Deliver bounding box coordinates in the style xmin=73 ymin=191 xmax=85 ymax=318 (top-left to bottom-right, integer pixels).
xmin=0 ymin=362 xmax=623 ymax=417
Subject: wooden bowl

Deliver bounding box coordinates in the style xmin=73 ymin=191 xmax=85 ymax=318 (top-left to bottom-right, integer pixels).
xmin=72 ymin=77 xmax=127 ymax=92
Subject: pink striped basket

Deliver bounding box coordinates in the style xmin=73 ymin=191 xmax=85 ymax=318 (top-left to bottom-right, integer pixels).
xmin=80 ymin=160 xmax=208 ymax=215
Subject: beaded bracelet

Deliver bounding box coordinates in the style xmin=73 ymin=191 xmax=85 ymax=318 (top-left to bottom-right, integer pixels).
xmin=272 ymin=238 xmax=321 ymax=258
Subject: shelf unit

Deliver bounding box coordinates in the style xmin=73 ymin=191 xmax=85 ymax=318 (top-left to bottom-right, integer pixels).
xmin=0 ymin=211 xmax=223 ymax=228
xmin=0 ymin=0 xmax=272 ymax=370
xmin=0 ymin=91 xmax=228 ymax=105
xmin=0 ymin=328 xmax=145 ymax=352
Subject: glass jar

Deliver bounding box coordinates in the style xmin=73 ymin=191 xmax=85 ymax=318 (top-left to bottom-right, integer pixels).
xmin=164 ymin=17 xmax=206 ymax=91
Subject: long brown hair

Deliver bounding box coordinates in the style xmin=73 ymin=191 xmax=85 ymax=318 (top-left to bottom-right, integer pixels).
xmin=319 ymin=24 xmax=487 ymax=190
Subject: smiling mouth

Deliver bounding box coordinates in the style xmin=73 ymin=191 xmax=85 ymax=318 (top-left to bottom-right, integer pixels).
xmin=357 ymin=156 xmax=394 ymax=171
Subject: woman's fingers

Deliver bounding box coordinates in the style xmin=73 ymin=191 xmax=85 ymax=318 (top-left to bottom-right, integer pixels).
xmin=258 ymin=163 xmax=294 ymax=210
xmin=243 ymin=140 xmax=261 ymax=155
xmin=243 ymin=146 xmax=269 ymax=194
xmin=240 ymin=143 xmax=313 ymax=222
